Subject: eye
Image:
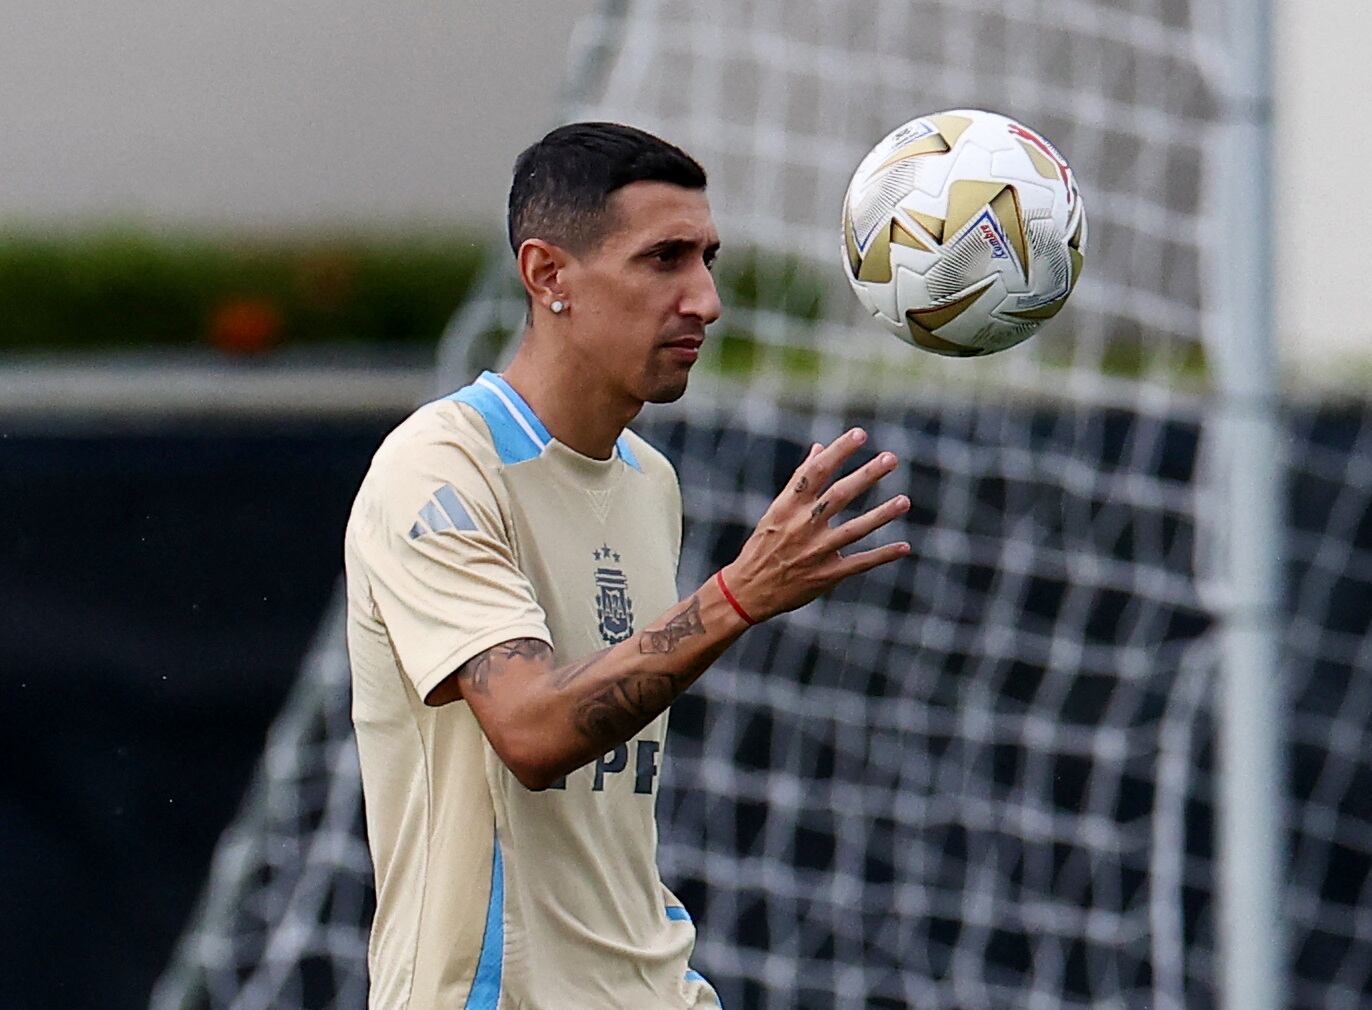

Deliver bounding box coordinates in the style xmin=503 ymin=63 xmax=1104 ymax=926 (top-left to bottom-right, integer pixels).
xmin=647 ymin=247 xmax=683 ymax=270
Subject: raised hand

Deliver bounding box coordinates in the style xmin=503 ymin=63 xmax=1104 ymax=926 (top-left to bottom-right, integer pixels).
xmin=720 ymin=427 xmax=911 ymax=621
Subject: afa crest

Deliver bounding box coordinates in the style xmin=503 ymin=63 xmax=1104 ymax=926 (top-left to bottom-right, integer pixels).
xmin=593 ymin=544 xmax=634 ymax=644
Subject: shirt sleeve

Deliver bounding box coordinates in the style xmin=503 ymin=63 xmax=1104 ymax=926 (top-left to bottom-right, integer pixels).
xmin=352 ymin=438 xmax=551 ymax=701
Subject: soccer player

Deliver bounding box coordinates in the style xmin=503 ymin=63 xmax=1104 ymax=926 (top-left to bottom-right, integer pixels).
xmin=345 ymin=122 xmax=911 ymax=1009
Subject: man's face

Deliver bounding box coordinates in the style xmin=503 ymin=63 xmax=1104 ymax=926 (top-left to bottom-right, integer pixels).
xmin=561 ymin=181 xmax=722 ymax=405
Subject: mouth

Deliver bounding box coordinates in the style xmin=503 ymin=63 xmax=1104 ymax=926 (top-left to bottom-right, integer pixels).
xmin=662 ymin=334 xmax=704 ymax=350
xmin=661 ymin=337 xmax=702 ymax=363
xmin=662 ymin=333 xmax=704 ymax=351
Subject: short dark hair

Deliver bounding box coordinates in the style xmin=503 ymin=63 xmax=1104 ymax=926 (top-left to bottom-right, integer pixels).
xmin=507 ymin=122 xmax=707 ymax=256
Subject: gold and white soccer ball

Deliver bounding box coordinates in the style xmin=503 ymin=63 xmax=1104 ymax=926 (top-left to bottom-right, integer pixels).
xmin=841 ymin=109 xmax=1087 ymax=357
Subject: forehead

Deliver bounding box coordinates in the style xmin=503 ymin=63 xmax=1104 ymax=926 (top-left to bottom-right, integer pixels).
xmin=601 ymin=181 xmax=718 ymax=248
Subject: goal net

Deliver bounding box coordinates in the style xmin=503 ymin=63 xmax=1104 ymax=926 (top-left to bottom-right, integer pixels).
xmin=153 ymin=2 xmax=1372 ymax=1009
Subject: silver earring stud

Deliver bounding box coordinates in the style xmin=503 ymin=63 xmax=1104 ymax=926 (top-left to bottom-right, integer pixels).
xmin=551 ymin=299 xmax=566 ymax=314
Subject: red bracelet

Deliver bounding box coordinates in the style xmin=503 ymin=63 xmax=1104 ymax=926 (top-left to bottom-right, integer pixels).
xmin=715 ymin=570 xmax=758 ymax=626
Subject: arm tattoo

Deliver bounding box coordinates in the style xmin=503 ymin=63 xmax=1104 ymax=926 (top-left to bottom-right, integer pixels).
xmin=639 ymin=596 xmax=705 ymax=655
xmin=549 ymin=646 xmax=611 ymax=689
xmin=573 ymin=670 xmax=689 ymax=741
xmin=811 ymin=499 xmax=830 ymax=519
xmin=571 ymin=596 xmax=709 ymax=741
xmin=457 ymin=638 xmax=551 ymax=695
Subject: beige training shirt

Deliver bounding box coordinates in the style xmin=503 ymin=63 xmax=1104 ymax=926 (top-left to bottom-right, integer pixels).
xmin=345 ymin=371 xmax=721 ymax=1010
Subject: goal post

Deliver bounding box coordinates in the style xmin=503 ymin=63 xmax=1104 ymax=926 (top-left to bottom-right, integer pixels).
xmin=1208 ymin=0 xmax=1285 ymax=1007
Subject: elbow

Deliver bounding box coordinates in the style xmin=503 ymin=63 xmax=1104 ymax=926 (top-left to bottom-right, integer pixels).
xmin=511 ymin=763 xmax=561 ymax=792
xmin=489 ymin=728 xmax=565 ymax=792
xmin=506 ymin=754 xmax=563 ymax=792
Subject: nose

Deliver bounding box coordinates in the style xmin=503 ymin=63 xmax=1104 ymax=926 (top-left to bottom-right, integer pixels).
xmin=682 ymin=261 xmax=722 ymax=326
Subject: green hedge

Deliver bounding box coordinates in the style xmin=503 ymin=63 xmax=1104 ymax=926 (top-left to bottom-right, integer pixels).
xmin=0 ymin=231 xmax=489 ymax=353
xmin=0 ymin=230 xmax=1205 ymax=387
xmin=0 ymin=232 xmax=833 ymax=359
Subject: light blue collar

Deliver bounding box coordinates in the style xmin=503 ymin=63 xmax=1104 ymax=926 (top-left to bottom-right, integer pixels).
xmin=447 ymin=371 xmax=641 ymax=470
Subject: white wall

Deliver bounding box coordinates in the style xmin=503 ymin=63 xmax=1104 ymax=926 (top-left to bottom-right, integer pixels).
xmin=0 ymin=0 xmax=597 ymax=231
xmin=1275 ymin=3 xmax=1372 ymax=375
xmin=1 ymin=1 xmax=1366 ymax=370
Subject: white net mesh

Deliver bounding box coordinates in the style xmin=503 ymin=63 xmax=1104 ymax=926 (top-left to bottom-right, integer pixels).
xmin=152 ymin=2 xmax=1372 ymax=1009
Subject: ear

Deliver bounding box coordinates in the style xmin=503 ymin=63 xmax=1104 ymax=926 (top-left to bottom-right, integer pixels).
xmin=516 ymin=238 xmax=571 ymax=314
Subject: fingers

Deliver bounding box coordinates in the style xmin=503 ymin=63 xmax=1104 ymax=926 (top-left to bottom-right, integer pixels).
xmin=790 ymin=428 xmax=869 ymax=495
xmin=748 ymin=433 xmax=912 ymax=615
xmin=811 ymin=450 xmax=900 ymax=520
xmin=784 ymin=442 xmax=823 ymax=496
xmin=825 ymin=493 xmax=910 ymax=550
xmin=831 ymin=539 xmax=912 ymax=578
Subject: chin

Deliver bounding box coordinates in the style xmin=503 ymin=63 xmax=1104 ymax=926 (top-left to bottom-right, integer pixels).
xmin=643 ymin=374 xmax=691 ymax=405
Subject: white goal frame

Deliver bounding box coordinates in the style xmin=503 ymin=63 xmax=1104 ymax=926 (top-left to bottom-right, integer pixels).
xmin=1208 ymin=0 xmax=1284 ymax=1008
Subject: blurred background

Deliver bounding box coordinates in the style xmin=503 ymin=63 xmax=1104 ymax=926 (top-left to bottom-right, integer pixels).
xmin=3 ymin=2 xmax=1370 ymax=1010
xmin=2 ymin=3 xmax=587 ymax=1006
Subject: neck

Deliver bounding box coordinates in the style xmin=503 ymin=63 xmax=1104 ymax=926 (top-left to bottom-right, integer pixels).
xmin=501 ymin=334 xmax=642 ymax=460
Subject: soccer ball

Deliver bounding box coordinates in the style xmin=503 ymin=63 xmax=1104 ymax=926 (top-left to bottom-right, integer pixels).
xmin=841 ymin=109 xmax=1086 ymax=357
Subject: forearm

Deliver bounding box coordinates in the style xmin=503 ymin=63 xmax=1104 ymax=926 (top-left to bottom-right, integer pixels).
xmin=463 ymin=575 xmax=749 ymax=788
xmin=455 ymin=429 xmax=909 ymax=790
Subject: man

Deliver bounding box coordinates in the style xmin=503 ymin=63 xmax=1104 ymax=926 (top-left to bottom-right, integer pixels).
xmin=345 ymin=122 xmax=910 ymax=1009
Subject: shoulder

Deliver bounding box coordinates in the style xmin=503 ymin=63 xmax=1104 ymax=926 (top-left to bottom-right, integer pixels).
xmin=368 ymin=399 xmax=500 ymax=485
xmin=351 ymin=398 xmax=506 ymax=538
xmin=625 ymin=428 xmax=677 ymax=483
xmin=620 ymin=428 xmax=678 ymax=492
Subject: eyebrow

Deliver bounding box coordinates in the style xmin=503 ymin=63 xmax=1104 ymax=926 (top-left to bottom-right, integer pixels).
xmin=639 ymin=236 xmax=721 ymax=259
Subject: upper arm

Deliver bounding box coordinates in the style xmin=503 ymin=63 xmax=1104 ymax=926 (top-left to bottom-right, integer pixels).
xmin=424 ymin=637 xmax=554 ymax=706
xmin=432 ymin=635 xmax=579 ymax=790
